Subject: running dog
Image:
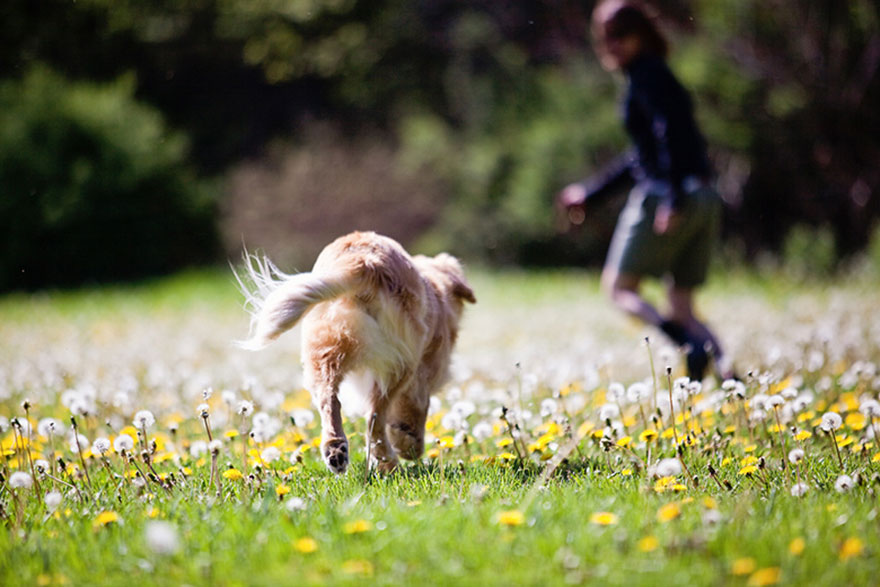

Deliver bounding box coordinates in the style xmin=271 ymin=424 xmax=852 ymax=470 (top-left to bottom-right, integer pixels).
xmin=235 ymin=231 xmax=475 ymax=473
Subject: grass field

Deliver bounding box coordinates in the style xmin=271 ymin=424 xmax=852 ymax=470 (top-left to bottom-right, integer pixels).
xmin=2 ymin=267 xmax=880 ymax=585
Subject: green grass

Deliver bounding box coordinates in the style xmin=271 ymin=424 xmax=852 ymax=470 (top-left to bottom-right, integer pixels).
xmin=1 ymin=267 xmax=880 ymax=585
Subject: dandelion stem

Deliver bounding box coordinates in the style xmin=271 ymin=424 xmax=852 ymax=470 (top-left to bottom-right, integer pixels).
xmin=829 ymin=429 xmax=844 ymax=470
xmin=665 ymin=368 xmax=679 ymax=447
xmin=70 ymin=416 xmax=93 ymax=493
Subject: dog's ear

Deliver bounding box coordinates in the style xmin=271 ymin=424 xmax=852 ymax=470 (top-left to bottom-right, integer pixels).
xmin=432 ymin=253 xmax=476 ymax=304
xmin=453 ymin=280 xmax=476 ymax=304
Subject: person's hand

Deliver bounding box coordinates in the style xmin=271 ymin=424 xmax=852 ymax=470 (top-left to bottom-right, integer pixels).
xmin=556 ymin=183 xmax=587 ymax=227
xmin=653 ymin=202 xmax=681 ymax=234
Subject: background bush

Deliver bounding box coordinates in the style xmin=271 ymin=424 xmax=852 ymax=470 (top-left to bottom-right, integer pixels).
xmin=0 ymin=67 xmax=218 ymax=290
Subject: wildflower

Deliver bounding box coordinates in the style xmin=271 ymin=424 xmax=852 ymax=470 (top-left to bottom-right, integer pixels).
xmin=731 ymin=558 xmax=756 ymax=575
xmin=739 ymin=465 xmax=758 ymax=476
xmin=286 ymin=497 xmax=307 ymax=512
xmin=747 ymin=567 xmax=781 ymax=586
xmin=9 ymin=471 xmax=33 ymax=490
xmin=638 ymin=535 xmax=659 ymax=552
xmin=68 ymin=432 xmax=90 ymax=454
xmin=260 ymin=446 xmax=281 ymax=464
xmin=44 ymin=491 xmax=63 ymax=511
xmin=794 ymin=430 xmax=812 ymax=441
xmin=627 ymin=381 xmax=650 ymax=403
xmin=657 ymin=502 xmax=681 ymax=523
xmin=859 ymin=399 xmax=880 ymax=418
xmin=114 ymin=434 xmax=135 ymax=454
xmin=702 ymin=509 xmax=722 ymax=526
xmin=208 ymin=439 xmax=223 ymax=455
xmin=839 ymin=537 xmax=864 ymax=560
xmin=37 ymin=418 xmax=63 ymax=438
xmin=237 ymin=400 xmax=254 ymax=417
xmin=790 ymin=482 xmax=809 ymax=497
xmin=788 ymin=537 xmax=805 ymax=556
xmin=223 ymin=469 xmax=244 ymax=481
xmin=275 ymin=484 xmax=291 ymax=497
xmin=289 ymin=409 xmax=315 ymax=427
xmin=343 ymin=519 xmax=373 ymax=534
xmin=589 ymin=512 xmax=618 ymax=526
xmin=639 ymin=429 xmax=658 ymax=443
xmin=616 ymin=436 xmax=632 ymax=448
xmin=93 ymin=511 xmax=120 ymax=528
xmin=834 ymin=474 xmax=854 ymax=493
xmin=655 ymin=458 xmax=682 ymax=478
xmin=820 ymin=412 xmax=842 ymax=432
xmin=598 ymin=403 xmax=620 ymax=422
xmin=496 ymin=510 xmax=525 ymax=527
xmin=145 ymin=521 xmax=180 ymax=555
xmin=472 ymin=421 xmax=493 ymax=441
xmin=91 ymin=438 xmax=111 ymax=456
xmin=197 ymin=403 xmax=210 ymax=418
xmin=294 ymin=537 xmax=318 ymax=554
xmin=787 ymin=448 xmax=805 ymax=464
xmin=133 ymin=410 xmax=156 ymax=430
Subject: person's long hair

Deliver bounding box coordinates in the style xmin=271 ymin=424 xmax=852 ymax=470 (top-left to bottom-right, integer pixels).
xmin=591 ymin=0 xmax=669 ymax=69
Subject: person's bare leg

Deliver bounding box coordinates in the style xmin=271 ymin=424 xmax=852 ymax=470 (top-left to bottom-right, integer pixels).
xmin=601 ymin=268 xmax=664 ymax=326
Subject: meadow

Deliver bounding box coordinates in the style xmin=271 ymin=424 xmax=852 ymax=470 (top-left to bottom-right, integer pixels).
xmin=1 ymin=266 xmax=879 ymax=585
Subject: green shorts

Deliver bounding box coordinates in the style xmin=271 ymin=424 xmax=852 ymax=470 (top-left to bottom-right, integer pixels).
xmin=604 ymin=182 xmax=721 ymax=287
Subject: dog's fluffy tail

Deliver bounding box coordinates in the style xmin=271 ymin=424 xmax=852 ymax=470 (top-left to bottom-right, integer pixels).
xmin=233 ymin=252 xmax=356 ymax=351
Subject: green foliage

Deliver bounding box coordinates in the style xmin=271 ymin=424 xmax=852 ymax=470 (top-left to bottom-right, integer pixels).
xmin=782 ymin=224 xmax=838 ymax=278
xmin=0 ymin=67 xmax=218 ymax=290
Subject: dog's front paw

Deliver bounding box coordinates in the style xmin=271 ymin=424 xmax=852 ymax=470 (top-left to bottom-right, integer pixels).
xmin=322 ymin=438 xmax=349 ymax=474
xmin=388 ymin=421 xmax=424 ymax=461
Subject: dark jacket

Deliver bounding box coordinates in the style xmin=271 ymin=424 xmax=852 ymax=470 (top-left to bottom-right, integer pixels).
xmin=581 ymin=53 xmax=712 ymax=208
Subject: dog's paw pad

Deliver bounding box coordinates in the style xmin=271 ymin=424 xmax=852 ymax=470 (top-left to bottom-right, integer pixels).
xmin=323 ymin=439 xmax=349 ymax=474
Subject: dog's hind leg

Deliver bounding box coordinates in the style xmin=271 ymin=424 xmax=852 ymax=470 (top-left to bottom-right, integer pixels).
xmin=387 ymin=388 xmax=428 ymax=461
xmin=366 ymin=382 xmax=400 ymax=473
xmin=307 ymin=362 xmax=349 ymax=473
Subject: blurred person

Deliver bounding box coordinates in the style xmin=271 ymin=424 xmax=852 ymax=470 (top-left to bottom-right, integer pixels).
xmin=558 ymin=0 xmax=730 ymax=380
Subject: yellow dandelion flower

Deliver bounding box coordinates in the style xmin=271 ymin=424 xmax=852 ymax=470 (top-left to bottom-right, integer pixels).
xmin=702 ymin=497 xmax=718 ymax=509
xmin=498 ymin=452 xmax=517 ymax=460
xmin=872 ymin=452 xmax=880 ymax=463
xmin=93 ymin=511 xmax=119 ymax=529
xmin=496 ymin=510 xmax=525 ymax=527
xmin=616 ymin=436 xmax=633 ymax=448
xmin=275 ymin=484 xmax=291 ymax=497
xmin=426 ymin=448 xmax=440 ymax=459
xmin=747 ymin=567 xmax=781 ymax=586
xmin=723 ymin=425 xmax=737 ymax=434
xmin=341 ymin=559 xmax=373 ymax=577
xmin=621 ymin=468 xmax=633 ymax=476
xmin=294 ymin=537 xmax=318 ymax=554
xmin=671 ymin=483 xmax=688 ymax=492
xmin=592 ymin=429 xmax=606 ymax=439
xmin=845 ymin=412 xmax=867 ymax=431
xmin=222 ymin=469 xmax=244 ymax=481
xmin=496 ymin=438 xmax=514 ymax=448
xmin=731 ymin=558 xmax=756 ymax=576
xmin=721 ymin=457 xmax=733 ymax=467
xmin=839 ymin=537 xmax=864 ymax=561
xmin=653 ymin=476 xmax=676 ymax=493
xmin=656 ymin=502 xmax=681 ymax=523
xmin=577 ymin=421 xmax=595 ymax=437
xmin=788 ymin=537 xmax=805 ymax=556
xmin=836 ymin=436 xmax=855 ymax=449
xmin=738 ymin=465 xmax=758 ymax=476
xmin=638 ymin=535 xmax=659 ymax=552
xmin=639 ymin=429 xmax=658 ymax=443
xmin=343 ymin=519 xmax=373 ymax=534
xmin=589 ymin=512 xmax=618 ymax=526
xmin=794 ymin=430 xmax=812 ymax=441
xmin=147 ymin=507 xmax=160 ymax=519
xmin=740 ymin=455 xmax=759 ymax=467
xmin=438 ymin=435 xmax=455 ymax=449
xmin=224 ymin=430 xmax=240 ymax=439
xmin=743 ymin=444 xmax=757 ymax=453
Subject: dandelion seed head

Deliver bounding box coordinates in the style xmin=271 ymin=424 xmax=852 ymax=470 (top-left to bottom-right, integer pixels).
xmin=44 ymin=491 xmax=63 ymax=510
xmin=598 ymin=403 xmax=620 ymax=422
xmin=237 ymin=400 xmax=254 ymax=417
xmin=834 ymin=474 xmax=854 ymax=493
xmin=134 ymin=410 xmax=156 ymax=429
xmin=9 ymin=471 xmax=33 ymax=489
xmin=655 ymin=458 xmax=682 ymax=478
xmin=606 ymin=382 xmax=625 ymax=403
xmin=37 ymin=418 xmax=63 ymax=438
xmin=34 ymin=459 xmax=49 ymax=474
xmin=91 ymin=437 xmax=111 ymax=456
xmin=145 ymin=521 xmax=180 ymax=555
xmin=790 ymin=482 xmax=809 ymax=497
xmin=113 ymin=434 xmax=135 ymax=454
xmin=261 ymin=446 xmax=281 ymax=464
xmin=820 ymin=411 xmax=843 ymax=431
xmin=286 ymin=497 xmax=307 ymax=512
xmin=197 ymin=403 xmax=210 ymax=418
xmin=859 ymin=399 xmax=880 ymax=418
xmin=788 ymin=448 xmax=805 ymax=464
xmin=289 ymin=409 xmax=315 ymax=427
xmin=626 ymin=381 xmax=650 ymax=404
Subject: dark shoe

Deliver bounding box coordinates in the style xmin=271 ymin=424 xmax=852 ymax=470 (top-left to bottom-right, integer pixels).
xmin=660 ymin=320 xmax=708 ymax=381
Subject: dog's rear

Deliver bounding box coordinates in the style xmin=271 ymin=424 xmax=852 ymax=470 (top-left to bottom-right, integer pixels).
xmin=235 ymin=231 xmax=475 ymax=473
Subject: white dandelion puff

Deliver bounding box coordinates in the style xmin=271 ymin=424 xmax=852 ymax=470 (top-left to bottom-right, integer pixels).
xmin=788 ymin=448 xmax=805 ymax=464
xmin=835 ymin=474 xmax=855 ymax=493
xmin=9 ymin=471 xmax=33 ymax=489
xmin=790 ymin=482 xmax=809 ymax=497
xmin=655 ymin=458 xmax=682 ymax=478
xmin=133 ymin=410 xmax=156 ymax=430
xmin=91 ymin=437 xmax=111 ymax=456
xmin=145 ymin=521 xmax=180 ymax=556
xmin=820 ymin=411 xmax=843 ymax=432
xmin=114 ymin=434 xmax=135 ymax=454
xmin=44 ymin=491 xmax=63 ymax=511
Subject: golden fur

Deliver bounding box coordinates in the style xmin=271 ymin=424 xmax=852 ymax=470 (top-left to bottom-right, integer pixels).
xmin=235 ymin=231 xmax=475 ymax=473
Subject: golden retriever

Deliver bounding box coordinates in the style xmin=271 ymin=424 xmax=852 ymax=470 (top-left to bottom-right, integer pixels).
xmin=235 ymin=231 xmax=475 ymax=473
